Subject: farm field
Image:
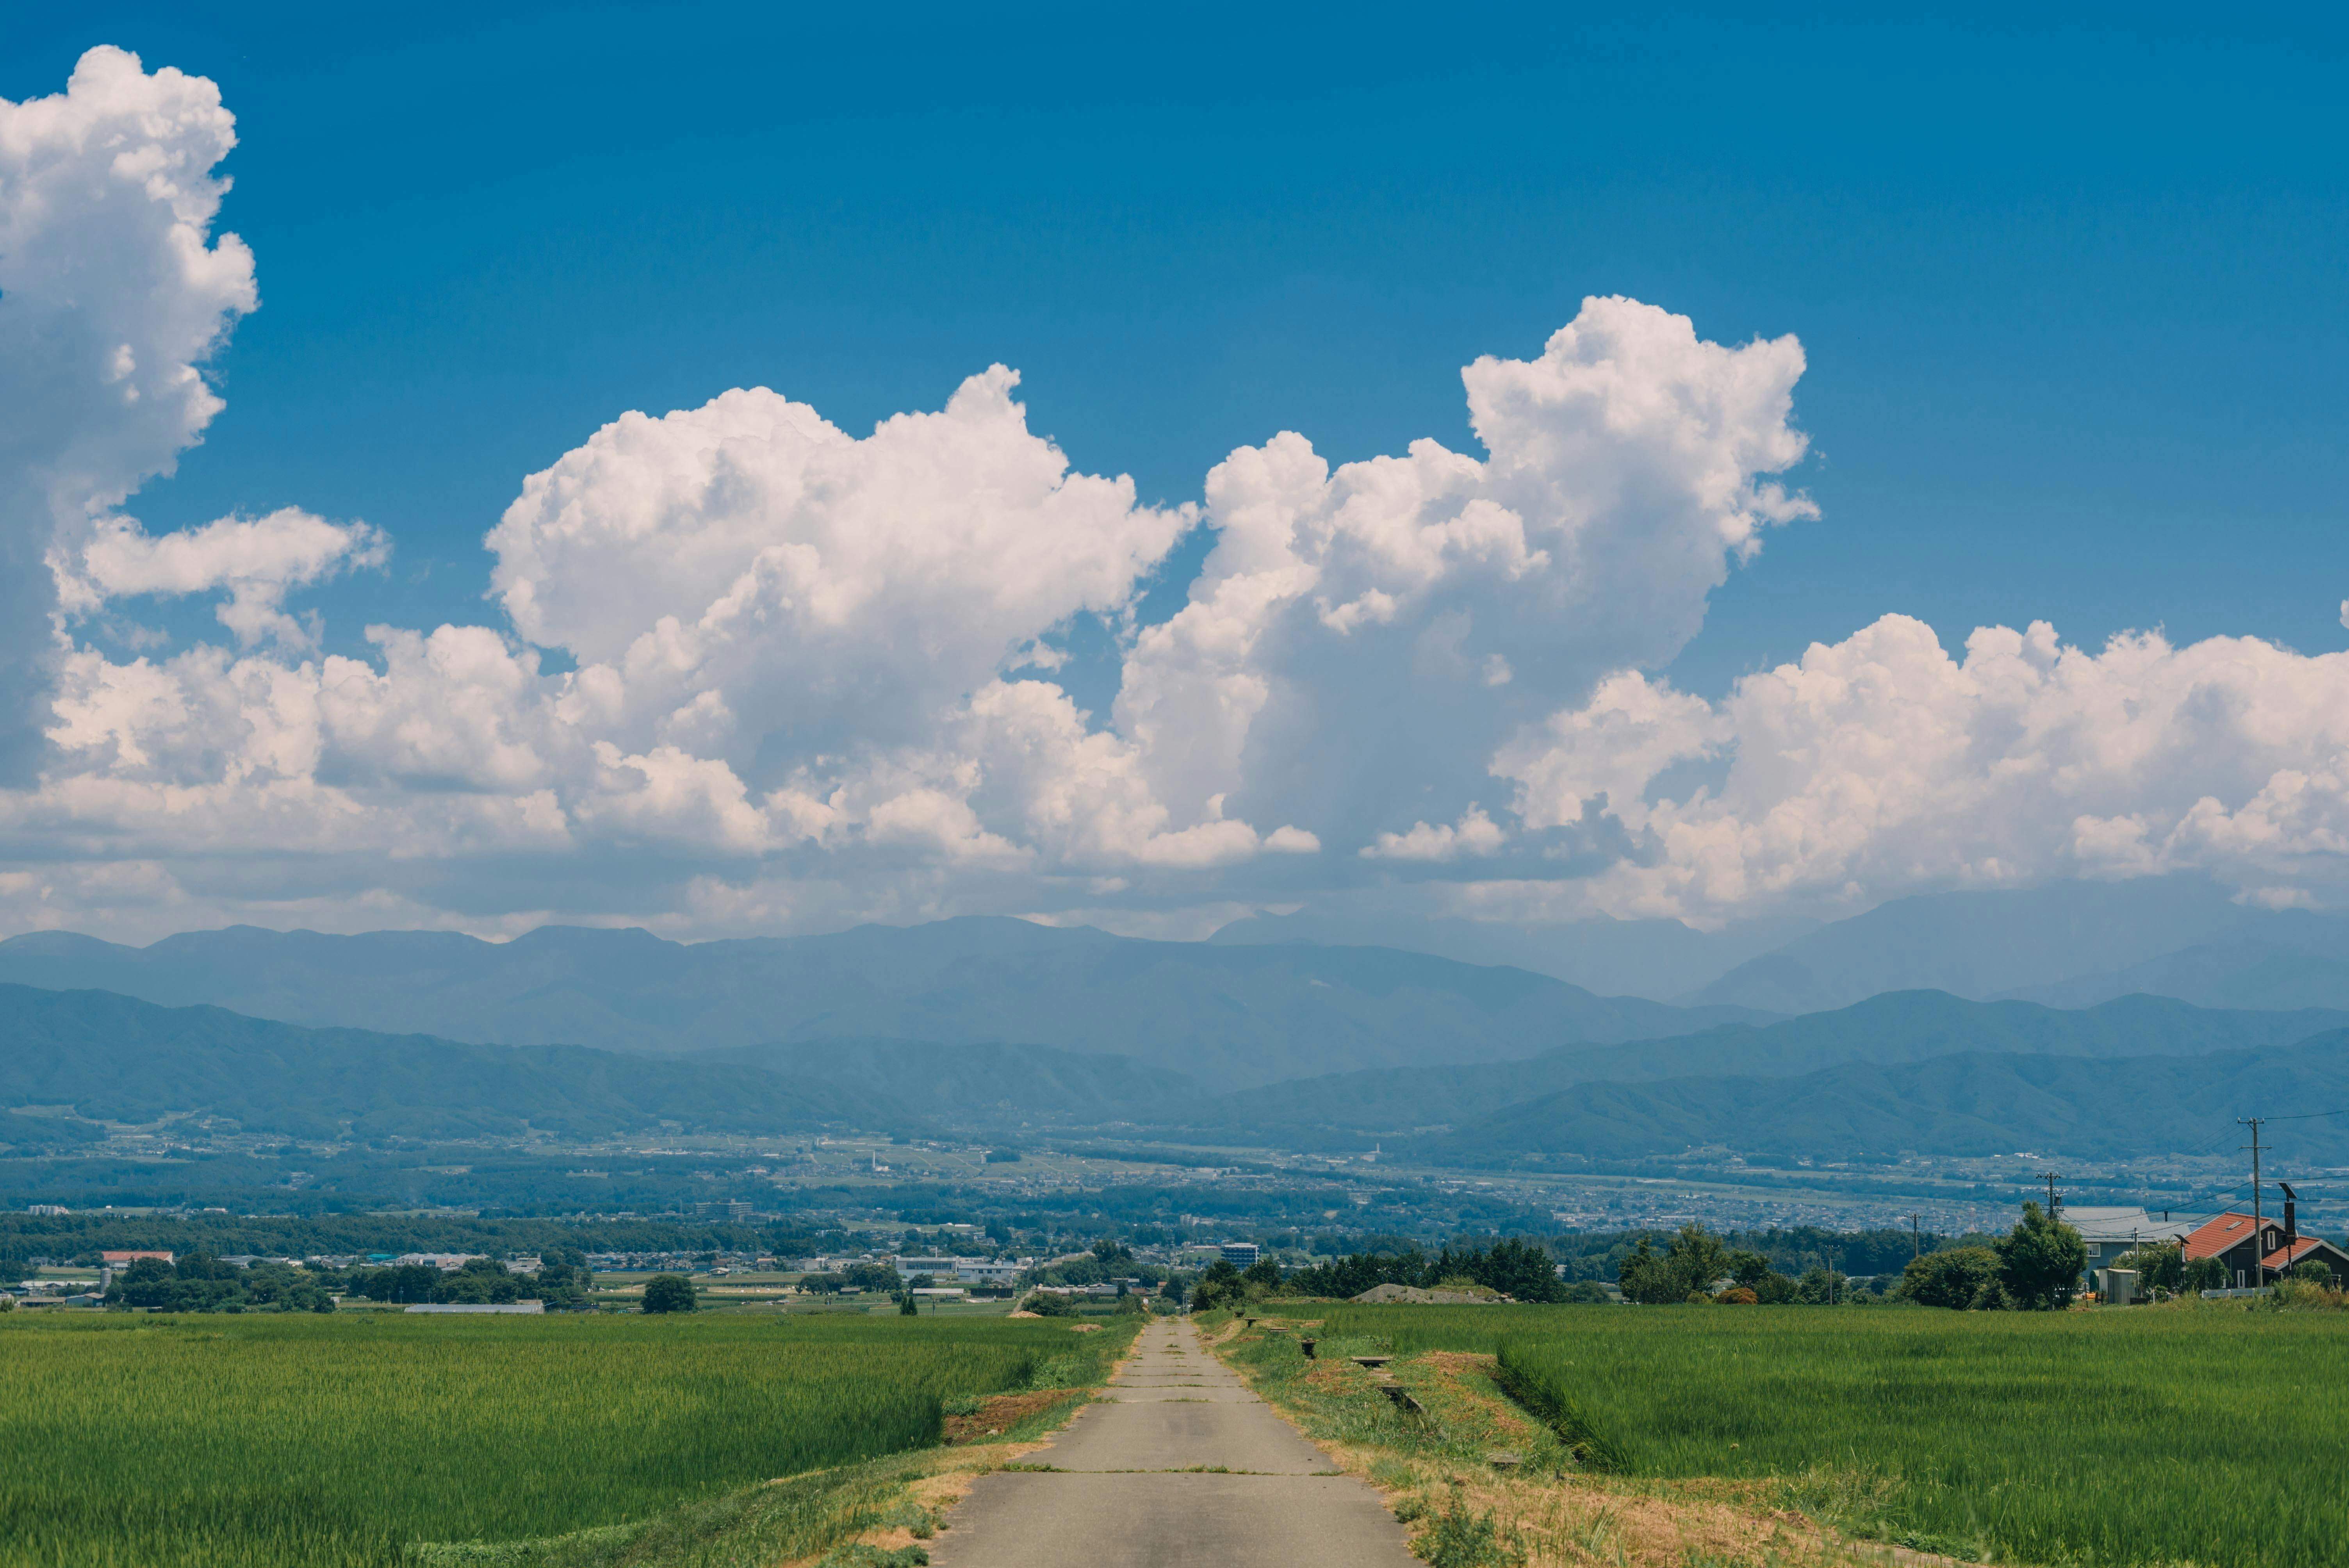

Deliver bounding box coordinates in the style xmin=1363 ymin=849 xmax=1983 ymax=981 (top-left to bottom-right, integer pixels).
xmin=0 ymin=1310 xmax=1125 ymax=1568
xmin=1318 ymin=1302 xmax=2349 ymax=1568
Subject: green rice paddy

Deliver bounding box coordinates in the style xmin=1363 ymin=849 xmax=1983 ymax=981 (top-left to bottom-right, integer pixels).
xmin=1322 ymin=1302 xmax=2349 ymax=1567
xmin=0 ymin=1311 xmax=1112 ymax=1568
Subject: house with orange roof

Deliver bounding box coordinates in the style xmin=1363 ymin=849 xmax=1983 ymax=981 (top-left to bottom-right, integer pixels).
xmin=2183 ymin=1185 xmax=2347 ymax=1289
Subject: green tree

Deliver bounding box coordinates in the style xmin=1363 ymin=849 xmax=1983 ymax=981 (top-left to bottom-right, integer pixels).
xmin=1796 ymin=1265 xmax=1848 ymax=1304
xmin=2182 ymin=1254 xmax=2227 ymax=1293
xmin=1190 ymin=1259 xmax=1243 ymax=1310
xmin=1996 ymin=1202 xmax=2087 ymax=1311
xmin=641 ymin=1273 xmax=697 ymax=1314
xmin=1666 ymin=1223 xmax=1729 ymax=1297
xmin=843 ymin=1260 xmax=903 ymax=1293
xmin=1240 ymin=1258 xmax=1283 ymax=1293
xmin=898 ymin=1290 xmax=921 ymax=1315
xmin=2115 ymin=1243 xmax=2185 ymax=1295
xmin=1616 ymin=1237 xmax=1678 ymax=1305
xmin=1897 ymin=1246 xmax=2001 ymax=1309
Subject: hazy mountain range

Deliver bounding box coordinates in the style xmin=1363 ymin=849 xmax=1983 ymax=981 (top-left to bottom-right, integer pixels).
xmin=1426 ymin=1034 xmax=2349 ymax=1165
xmin=1215 ymin=876 xmax=2349 ymax=1014
xmin=1162 ymin=991 xmax=2349 ymax=1142
xmin=0 ymin=984 xmax=897 ymax=1144
xmin=3 ymin=973 xmax=2344 ymax=1170
xmin=0 ymin=918 xmax=1761 ymax=1092
xmin=5 ymin=878 xmax=2349 ymax=1172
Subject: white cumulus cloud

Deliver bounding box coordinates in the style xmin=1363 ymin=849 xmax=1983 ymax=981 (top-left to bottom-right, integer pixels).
xmin=16 ymin=48 xmax=2349 ymax=944
xmin=1511 ymin=616 xmax=2349 ymax=921
xmin=63 ymin=507 xmax=388 ymax=647
xmin=0 ymin=45 xmax=256 ymax=778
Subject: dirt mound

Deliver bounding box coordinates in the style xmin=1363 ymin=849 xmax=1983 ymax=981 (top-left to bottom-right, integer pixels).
xmin=1349 ymin=1283 xmax=1502 ymax=1305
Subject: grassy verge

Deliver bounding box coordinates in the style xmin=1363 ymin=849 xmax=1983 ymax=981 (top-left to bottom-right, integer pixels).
xmin=1205 ymin=1314 xmax=1917 ymax=1568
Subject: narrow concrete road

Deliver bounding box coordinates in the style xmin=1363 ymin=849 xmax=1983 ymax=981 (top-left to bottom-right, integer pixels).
xmin=931 ymin=1317 xmax=1419 ymax=1568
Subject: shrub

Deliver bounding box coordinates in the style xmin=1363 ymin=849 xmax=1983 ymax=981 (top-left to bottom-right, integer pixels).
xmin=1717 ymin=1286 xmax=1759 ymax=1305
xmin=1417 ymin=1499 xmax=1522 ymax=1568
xmin=2267 ymin=1278 xmax=2344 ymax=1312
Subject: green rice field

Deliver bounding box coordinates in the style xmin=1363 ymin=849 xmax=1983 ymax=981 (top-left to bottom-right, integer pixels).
xmin=1322 ymin=1303 xmax=2349 ymax=1567
xmin=0 ymin=1311 xmax=1117 ymax=1568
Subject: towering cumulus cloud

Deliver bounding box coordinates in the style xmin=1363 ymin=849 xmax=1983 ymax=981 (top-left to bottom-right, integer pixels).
xmin=7 ymin=47 xmax=2349 ymax=941
xmin=1116 ymin=301 xmax=1813 ymax=857
xmin=0 ymin=47 xmax=257 ymax=779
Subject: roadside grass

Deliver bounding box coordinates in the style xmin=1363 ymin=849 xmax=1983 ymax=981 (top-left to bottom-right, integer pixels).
xmin=0 ymin=1310 xmax=1138 ymax=1568
xmin=1209 ymin=1314 xmax=1851 ymax=1567
xmin=1305 ymin=1303 xmax=2349 ymax=1568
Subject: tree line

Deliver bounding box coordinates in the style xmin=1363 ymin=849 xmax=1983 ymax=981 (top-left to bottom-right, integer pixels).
xmin=103 ymin=1250 xmax=598 ymax=1313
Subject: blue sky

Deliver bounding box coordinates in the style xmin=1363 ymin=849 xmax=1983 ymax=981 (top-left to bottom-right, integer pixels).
xmin=6 ymin=6 xmax=2349 ymax=942
xmin=16 ymin=4 xmax=2348 ymax=694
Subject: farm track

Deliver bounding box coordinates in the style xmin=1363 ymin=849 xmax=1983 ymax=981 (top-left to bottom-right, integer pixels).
xmin=928 ymin=1317 xmax=1418 ymax=1567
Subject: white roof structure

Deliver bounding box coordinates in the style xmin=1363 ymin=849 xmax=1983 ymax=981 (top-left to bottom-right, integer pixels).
xmin=2062 ymin=1207 xmax=2196 ymax=1244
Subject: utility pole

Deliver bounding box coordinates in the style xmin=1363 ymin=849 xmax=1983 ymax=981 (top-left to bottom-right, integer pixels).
xmin=2239 ymin=1117 xmax=2265 ymax=1288
xmin=1907 ymin=1215 xmax=1921 ymax=1260
xmin=2037 ymin=1171 xmax=2062 ymax=1217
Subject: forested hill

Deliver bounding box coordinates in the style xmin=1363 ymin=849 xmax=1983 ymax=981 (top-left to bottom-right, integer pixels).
xmin=0 ymin=985 xmax=907 ymax=1144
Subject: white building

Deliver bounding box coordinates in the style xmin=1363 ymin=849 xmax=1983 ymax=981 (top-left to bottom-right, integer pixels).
xmin=2064 ymin=1207 xmax=2195 ymax=1283
xmin=1219 ymin=1242 xmax=1260 ymax=1268
xmin=404 ymin=1302 xmax=544 ymax=1314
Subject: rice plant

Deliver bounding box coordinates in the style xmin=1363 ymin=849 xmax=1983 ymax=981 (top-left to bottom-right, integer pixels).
xmin=0 ymin=1311 xmax=1101 ymax=1568
xmin=1323 ymin=1303 xmax=2349 ymax=1566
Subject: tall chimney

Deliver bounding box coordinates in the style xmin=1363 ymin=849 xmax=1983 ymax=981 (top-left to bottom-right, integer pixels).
xmin=2280 ymin=1181 xmax=2299 ymax=1245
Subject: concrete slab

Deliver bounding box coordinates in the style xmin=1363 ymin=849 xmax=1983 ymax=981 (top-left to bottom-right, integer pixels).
xmin=929 ymin=1472 xmax=1419 ymax=1568
xmin=926 ymin=1319 xmax=1418 ymax=1566
xmin=1038 ymin=1397 xmax=1339 ymax=1474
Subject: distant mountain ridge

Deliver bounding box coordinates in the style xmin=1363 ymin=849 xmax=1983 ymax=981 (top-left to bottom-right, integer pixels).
xmin=4 ymin=978 xmax=2344 ymax=1169
xmin=1206 ymin=907 xmax=1816 ymax=999
xmin=1158 ymin=990 xmax=2349 ymax=1142
xmin=0 ymin=918 xmax=1767 ymax=1091
xmin=0 ymin=984 xmax=903 ymax=1143
xmin=1677 ymin=877 xmax=2349 ymax=1013
xmin=1424 ymin=1033 xmax=2349 ymax=1164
